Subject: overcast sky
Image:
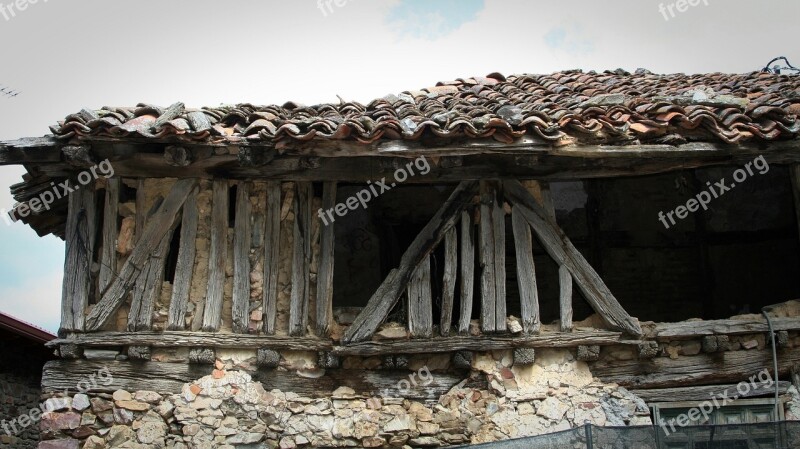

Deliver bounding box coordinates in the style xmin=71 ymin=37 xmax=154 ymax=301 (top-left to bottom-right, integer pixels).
xmin=0 ymin=0 xmax=797 ymax=333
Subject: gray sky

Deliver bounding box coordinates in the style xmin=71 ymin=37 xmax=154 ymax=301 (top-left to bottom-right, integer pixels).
xmin=0 ymin=0 xmax=797 ymax=332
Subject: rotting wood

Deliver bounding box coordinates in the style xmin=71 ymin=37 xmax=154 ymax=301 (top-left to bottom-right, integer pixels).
xmin=407 ymin=256 xmax=433 ymax=338
xmin=511 ymin=206 xmax=540 ymax=334
xmin=263 ymin=182 xmax=281 ymax=335
xmin=503 ymin=180 xmax=642 ymax=336
xmin=42 ymin=360 xmax=480 ymax=401
xmin=343 ymin=182 xmax=479 ymax=344
xmin=633 ymin=381 xmax=792 ymax=403
xmin=232 ymin=182 xmax=252 ymax=333
xmin=559 ymin=265 xmax=573 ymax=332
xmin=491 ymin=182 xmax=507 ymax=332
xmin=458 ymin=210 xmax=475 ymax=334
xmin=290 ymin=182 xmax=313 ymax=336
xmin=127 ymin=230 xmax=173 ymax=331
xmin=135 ymin=179 xmax=146 ymax=244
xmin=201 ymin=180 xmax=229 ymax=332
xmin=49 ymin=331 xmax=331 ymax=350
xmin=649 ymin=316 xmax=800 ymax=340
xmin=479 ymin=181 xmax=497 ymax=333
xmin=85 ymin=179 xmax=197 ymax=331
xmin=167 ymin=187 xmax=199 ymax=330
xmin=61 ymin=187 xmax=97 ymax=332
xmin=440 ymin=228 xmax=457 ymax=336
xmin=315 ymin=182 xmax=337 ymax=337
xmin=98 ymin=178 xmax=120 ymax=295
xmin=129 ymin=195 xmax=164 ymax=332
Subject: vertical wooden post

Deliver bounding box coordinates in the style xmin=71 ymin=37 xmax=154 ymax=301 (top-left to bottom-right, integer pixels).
xmin=492 ymin=184 xmax=507 ymax=332
xmin=167 ymin=187 xmax=198 ymax=330
xmin=61 ymin=186 xmax=97 ymax=332
xmin=232 ymin=182 xmax=252 ymax=333
xmin=512 ymin=206 xmax=540 ymax=334
xmin=440 ymin=227 xmax=457 ymax=336
xmin=408 ymin=255 xmax=433 ymax=337
xmin=316 ymin=182 xmax=337 ymax=337
xmin=202 ymin=180 xmax=229 ymax=332
xmin=98 ymin=178 xmax=119 ymax=295
xmin=289 ymin=182 xmax=312 ymax=336
xmin=559 ymin=265 xmax=574 ymax=332
xmin=458 ymin=210 xmax=475 ymax=334
xmin=263 ymin=182 xmax=281 ymax=335
xmin=479 ymin=182 xmax=497 ymax=332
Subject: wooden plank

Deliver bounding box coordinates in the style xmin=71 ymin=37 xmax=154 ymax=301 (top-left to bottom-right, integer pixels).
xmin=128 ymin=196 xmax=166 ymax=332
xmin=60 ymin=187 xmax=98 ymax=332
xmin=458 ymin=210 xmax=475 ymax=334
xmin=343 ymin=182 xmax=479 ymax=344
xmin=50 ymin=331 xmax=332 ymax=350
xmin=289 ymin=182 xmax=312 ymax=336
xmin=491 ymin=183 xmax=507 ymax=332
xmin=440 ymin=228 xmax=457 ymax=336
xmin=127 ymin=231 xmax=173 ymax=331
xmin=511 ymin=206 xmax=540 ymax=334
xmin=633 ymin=381 xmax=792 ymax=403
xmin=478 ymin=181 xmax=497 ymax=333
xmin=232 ymin=182 xmax=252 ymax=333
xmin=263 ymin=182 xmax=281 ymax=335
xmin=503 ymin=179 xmax=642 ymax=336
xmin=85 ymin=179 xmax=197 ymax=331
xmin=650 ymin=316 xmax=800 ymax=340
xmin=407 ymin=256 xmax=433 ymax=338
xmin=135 ymin=179 xmax=146 ymax=244
xmin=167 ymin=188 xmax=199 ymax=330
xmin=42 ymin=360 xmax=478 ymax=401
xmin=315 ymin=182 xmax=337 ymax=337
xmin=201 ymin=180 xmax=229 ymax=332
xmin=559 ymin=265 xmax=573 ymax=332
xmin=98 ymin=178 xmax=120 ymax=294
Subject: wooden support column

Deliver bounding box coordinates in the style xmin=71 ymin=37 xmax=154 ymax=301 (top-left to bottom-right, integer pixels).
xmin=290 ymin=182 xmax=312 ymax=336
xmin=167 ymin=188 xmax=198 ymax=330
xmin=98 ymin=178 xmax=120 ymax=294
xmin=503 ymin=180 xmax=642 ymax=336
xmin=127 ymin=229 xmax=173 ymax=331
xmin=85 ymin=179 xmax=197 ymax=331
xmin=440 ymin=228 xmax=457 ymax=336
xmin=201 ymin=180 xmax=229 ymax=332
xmin=343 ymin=181 xmax=478 ymax=344
xmin=511 ymin=206 xmax=540 ymax=334
xmin=61 ymin=186 xmax=98 ymax=332
xmin=479 ymin=181 xmax=505 ymax=332
xmin=263 ymin=182 xmax=281 ymax=335
xmin=408 ymin=255 xmax=433 ymax=338
xmin=559 ymin=265 xmax=573 ymax=332
xmin=315 ymin=182 xmax=337 ymax=337
xmin=458 ymin=210 xmax=475 ymax=334
xmin=232 ymin=182 xmax=252 ymax=333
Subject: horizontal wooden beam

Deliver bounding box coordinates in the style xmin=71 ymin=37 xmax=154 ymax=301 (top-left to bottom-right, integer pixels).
xmin=48 ymin=331 xmax=333 ymax=351
xmin=42 ymin=360 xmax=480 ymax=400
xmin=648 ymin=316 xmax=800 ymax=340
xmin=632 ymin=380 xmax=792 ymax=403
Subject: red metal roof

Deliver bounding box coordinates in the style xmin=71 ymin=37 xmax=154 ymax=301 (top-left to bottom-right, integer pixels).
xmin=0 ymin=311 xmax=56 ymax=344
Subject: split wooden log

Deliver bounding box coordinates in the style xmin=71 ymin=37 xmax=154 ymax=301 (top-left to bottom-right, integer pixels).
xmin=167 ymin=188 xmax=199 ymax=330
xmin=232 ymin=182 xmax=252 ymax=333
xmin=407 ymin=255 xmax=433 ymax=338
xmin=201 ymin=180 xmax=229 ymax=332
xmin=289 ymin=182 xmax=313 ymax=336
xmin=559 ymin=265 xmax=573 ymax=332
xmin=511 ymin=206 xmax=540 ymax=334
xmin=98 ymin=178 xmax=120 ymax=295
xmin=479 ymin=182 xmax=497 ymax=332
xmin=127 ymin=230 xmax=173 ymax=331
xmin=315 ymin=182 xmax=337 ymax=337
xmin=343 ymin=181 xmax=479 ymax=344
xmin=85 ymin=179 xmax=198 ymax=331
xmin=503 ymin=179 xmax=642 ymax=336
xmin=61 ymin=186 xmax=98 ymax=332
xmin=440 ymin=228 xmax=457 ymax=336
xmin=263 ymin=182 xmax=281 ymax=335
xmin=458 ymin=210 xmax=475 ymax=334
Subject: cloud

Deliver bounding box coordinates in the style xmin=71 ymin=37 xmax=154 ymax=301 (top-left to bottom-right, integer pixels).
xmin=386 ymin=0 xmax=485 ymax=40
xmin=543 ymin=25 xmax=594 ymax=56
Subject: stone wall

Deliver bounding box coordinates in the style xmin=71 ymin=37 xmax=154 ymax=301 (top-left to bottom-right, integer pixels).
xmin=37 ymin=349 xmax=652 ymax=449
xmin=0 ymin=372 xmax=42 ymax=449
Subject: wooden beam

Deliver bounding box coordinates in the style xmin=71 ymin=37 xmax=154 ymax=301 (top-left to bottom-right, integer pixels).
xmin=50 ymin=331 xmax=331 ymax=350
xmin=85 ymin=179 xmax=197 ymax=331
xmin=491 ymin=183 xmax=507 ymax=332
xmin=458 ymin=210 xmax=475 ymax=334
xmin=479 ymin=181 xmax=497 ymax=333
xmin=440 ymin=228 xmax=457 ymax=336
xmin=559 ymin=265 xmax=573 ymax=332
xmin=649 ymin=316 xmax=800 ymax=340
xmin=61 ymin=187 xmax=98 ymax=332
xmin=167 ymin=188 xmax=199 ymax=330
xmin=201 ymin=180 xmax=229 ymax=332
xmin=503 ymin=179 xmax=642 ymax=336
xmin=315 ymin=182 xmax=337 ymax=337
xmin=127 ymin=230 xmax=172 ymax=331
xmin=0 ymin=136 xmax=62 ymax=165
xmin=511 ymin=206 xmax=540 ymax=334
xmin=342 ymin=181 xmax=479 ymax=344
xmin=232 ymin=182 xmax=252 ymax=333
xmin=263 ymin=182 xmax=281 ymax=335
xmin=129 ymin=195 xmax=164 ymax=331
xmin=633 ymin=381 xmax=792 ymax=403
xmin=98 ymin=178 xmax=120 ymax=294
xmin=289 ymin=182 xmax=312 ymax=336
xmin=407 ymin=255 xmax=433 ymax=338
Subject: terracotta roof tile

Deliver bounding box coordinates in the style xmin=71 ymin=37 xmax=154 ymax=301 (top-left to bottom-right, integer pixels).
xmin=50 ymin=70 xmax=800 ymax=147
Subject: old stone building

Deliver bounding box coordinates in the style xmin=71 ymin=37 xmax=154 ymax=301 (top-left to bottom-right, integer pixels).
xmin=2 ymin=69 xmax=800 ymax=448
xmin=0 ymin=312 xmax=55 ymax=449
